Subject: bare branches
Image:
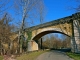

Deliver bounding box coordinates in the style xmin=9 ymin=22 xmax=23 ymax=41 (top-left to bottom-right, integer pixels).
xmin=14 ymin=0 xmax=45 ymax=28
xmin=69 ymin=0 xmax=80 ymax=12
xmin=0 ymin=13 xmax=14 ymax=42
xmin=0 ymin=13 xmax=14 ymax=55
xmin=42 ymin=34 xmax=71 ymax=49
xmin=36 ymin=0 xmax=46 ymax=24
xmin=14 ymin=0 xmax=43 ymax=53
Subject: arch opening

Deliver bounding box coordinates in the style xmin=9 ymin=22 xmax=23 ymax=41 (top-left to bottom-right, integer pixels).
xmin=32 ymin=30 xmax=70 ymax=40
xmin=31 ymin=30 xmax=71 ymax=51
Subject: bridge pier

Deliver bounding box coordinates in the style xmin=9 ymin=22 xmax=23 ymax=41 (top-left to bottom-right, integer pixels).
xmin=71 ymin=37 xmax=80 ymax=53
xmin=40 ymin=38 xmax=43 ymax=49
xmin=71 ymin=37 xmax=77 ymax=53
xmin=75 ymin=36 xmax=80 ymax=52
xmin=71 ymin=20 xmax=80 ymax=53
xmin=27 ymin=40 xmax=38 ymax=51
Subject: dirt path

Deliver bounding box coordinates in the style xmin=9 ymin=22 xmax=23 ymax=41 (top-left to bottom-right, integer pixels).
xmin=35 ymin=50 xmax=74 ymax=60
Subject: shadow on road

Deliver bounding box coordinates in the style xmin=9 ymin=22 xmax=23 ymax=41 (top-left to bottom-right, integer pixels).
xmin=50 ymin=48 xmax=71 ymax=52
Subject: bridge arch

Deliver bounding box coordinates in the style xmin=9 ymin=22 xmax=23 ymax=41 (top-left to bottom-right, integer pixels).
xmin=32 ymin=28 xmax=71 ymax=40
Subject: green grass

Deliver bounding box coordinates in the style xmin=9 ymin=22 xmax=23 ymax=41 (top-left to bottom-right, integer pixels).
xmin=17 ymin=50 xmax=49 ymax=60
xmin=66 ymin=52 xmax=80 ymax=60
xmin=0 ymin=56 xmax=3 ymax=60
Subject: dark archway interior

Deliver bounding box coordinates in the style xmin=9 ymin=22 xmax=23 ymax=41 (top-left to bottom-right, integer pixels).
xmin=32 ymin=30 xmax=70 ymax=40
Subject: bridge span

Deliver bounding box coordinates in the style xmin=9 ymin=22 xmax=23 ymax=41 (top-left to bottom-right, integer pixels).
xmin=11 ymin=12 xmax=80 ymax=53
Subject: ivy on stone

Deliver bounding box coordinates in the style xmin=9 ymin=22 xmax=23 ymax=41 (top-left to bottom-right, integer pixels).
xmin=27 ymin=31 xmax=32 ymax=41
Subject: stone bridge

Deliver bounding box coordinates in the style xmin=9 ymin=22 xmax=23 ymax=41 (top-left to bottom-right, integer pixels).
xmin=12 ymin=12 xmax=80 ymax=53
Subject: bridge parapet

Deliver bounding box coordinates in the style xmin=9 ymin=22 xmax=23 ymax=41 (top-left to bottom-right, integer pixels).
xmin=31 ymin=22 xmax=72 ymax=40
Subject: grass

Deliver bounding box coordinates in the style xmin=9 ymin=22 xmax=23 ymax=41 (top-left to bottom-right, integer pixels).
xmin=0 ymin=56 xmax=3 ymax=60
xmin=17 ymin=50 xmax=49 ymax=60
xmin=66 ymin=52 xmax=80 ymax=60
xmin=0 ymin=50 xmax=49 ymax=60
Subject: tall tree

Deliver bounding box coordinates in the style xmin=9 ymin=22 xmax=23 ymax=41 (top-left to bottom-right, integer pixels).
xmin=14 ymin=0 xmax=45 ymax=53
xmin=0 ymin=13 xmax=14 ymax=55
xmin=37 ymin=0 xmax=46 ymax=24
xmin=42 ymin=34 xmax=71 ymax=49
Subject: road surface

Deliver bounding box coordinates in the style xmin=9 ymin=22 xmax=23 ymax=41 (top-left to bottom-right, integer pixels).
xmin=35 ymin=50 xmax=74 ymax=60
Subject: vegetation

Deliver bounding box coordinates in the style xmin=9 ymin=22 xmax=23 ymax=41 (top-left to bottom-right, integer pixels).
xmin=0 ymin=56 xmax=3 ymax=60
xmin=27 ymin=31 xmax=32 ymax=40
xmin=0 ymin=0 xmax=80 ymax=60
xmin=14 ymin=0 xmax=45 ymax=53
xmin=17 ymin=50 xmax=49 ymax=60
xmin=42 ymin=34 xmax=71 ymax=49
xmin=0 ymin=0 xmax=45 ymax=55
xmin=70 ymin=0 xmax=80 ymax=12
xmin=0 ymin=50 xmax=48 ymax=60
xmin=66 ymin=52 xmax=80 ymax=60
xmin=0 ymin=14 xmax=15 ymax=55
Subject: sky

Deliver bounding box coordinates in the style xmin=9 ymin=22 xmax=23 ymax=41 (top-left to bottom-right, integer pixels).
xmin=6 ymin=0 xmax=77 ymax=26
xmin=43 ymin=0 xmax=76 ymax=22
xmin=3 ymin=0 xmax=77 ymax=38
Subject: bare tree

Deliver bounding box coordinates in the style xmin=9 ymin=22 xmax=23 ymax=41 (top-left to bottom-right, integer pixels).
xmin=42 ymin=36 xmax=50 ymax=49
xmin=37 ymin=0 xmax=46 ymax=24
xmin=0 ymin=13 xmax=14 ymax=55
xmin=74 ymin=0 xmax=80 ymax=12
xmin=42 ymin=34 xmax=71 ymax=49
xmin=68 ymin=0 xmax=80 ymax=12
xmin=14 ymin=0 xmax=45 ymax=53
